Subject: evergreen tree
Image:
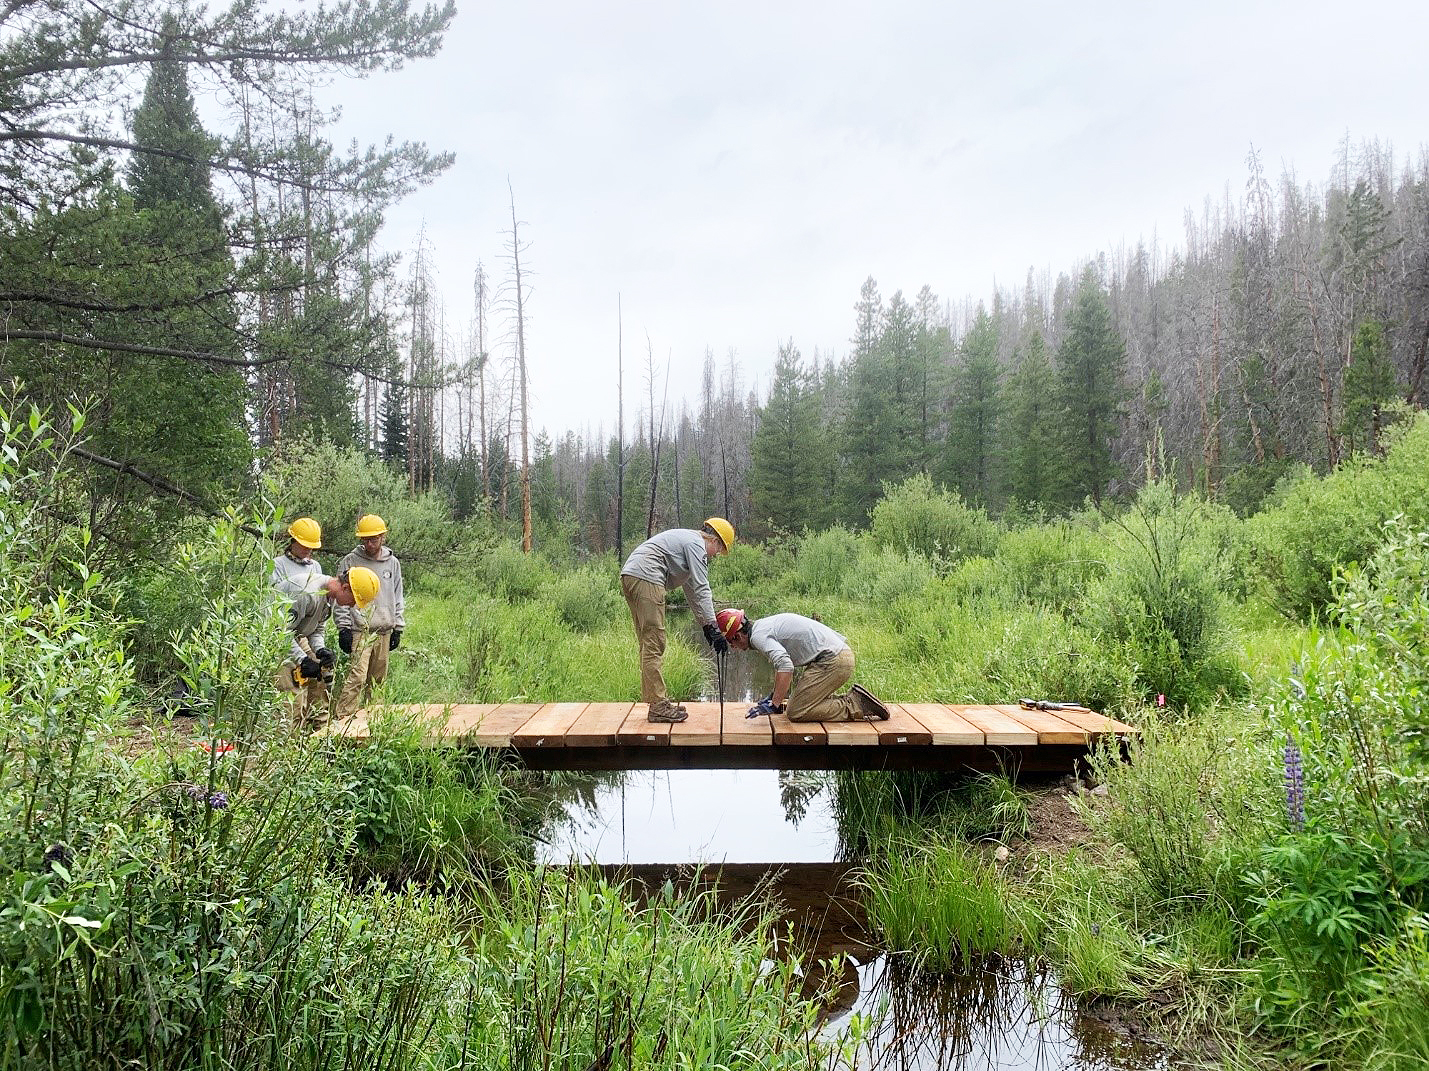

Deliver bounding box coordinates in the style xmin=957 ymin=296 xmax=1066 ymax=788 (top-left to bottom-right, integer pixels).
xmin=1001 ymin=331 xmax=1057 ymax=506
xmin=750 ymin=340 xmax=827 ymax=534
xmin=942 ymin=307 xmax=1002 ymax=505
xmin=1053 ymin=269 xmax=1127 ymax=505
xmin=380 ymin=374 xmax=409 ymax=467
xmin=1340 ymin=319 xmax=1399 ymax=456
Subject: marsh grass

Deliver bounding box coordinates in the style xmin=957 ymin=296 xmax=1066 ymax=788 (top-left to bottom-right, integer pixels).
xmin=454 ymin=866 xmax=842 ymax=1069
xmin=859 ymin=836 xmax=1022 ymax=969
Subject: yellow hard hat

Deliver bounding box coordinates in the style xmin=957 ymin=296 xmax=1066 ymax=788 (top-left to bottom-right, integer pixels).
xmin=355 ymin=513 xmax=388 ymax=538
xmin=345 ymin=566 xmax=380 ymax=609
xmin=704 ymin=517 xmax=735 ymax=551
xmin=288 ymin=517 xmax=322 ymax=550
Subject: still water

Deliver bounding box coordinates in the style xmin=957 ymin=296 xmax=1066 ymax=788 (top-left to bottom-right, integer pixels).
xmin=538 ymin=769 xmax=1182 ymax=1070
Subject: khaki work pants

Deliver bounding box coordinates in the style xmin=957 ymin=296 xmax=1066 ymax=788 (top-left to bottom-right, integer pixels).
xmin=274 ymin=663 xmax=331 ymax=728
xmin=621 ymin=574 xmax=669 ymax=707
xmin=786 ymin=647 xmax=861 ymax=722
xmin=334 ymin=630 xmax=391 ymax=722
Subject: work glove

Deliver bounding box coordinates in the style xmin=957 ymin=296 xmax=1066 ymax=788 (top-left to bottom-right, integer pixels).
xmin=338 ymin=629 xmax=353 ymax=654
xmin=389 ymin=629 xmax=402 ymax=651
xmin=702 ymin=623 xmax=729 ymax=654
xmin=298 ymin=656 xmax=322 ymax=680
xmin=315 ymin=647 xmax=336 ymax=669
xmin=746 ymin=695 xmax=784 ymax=719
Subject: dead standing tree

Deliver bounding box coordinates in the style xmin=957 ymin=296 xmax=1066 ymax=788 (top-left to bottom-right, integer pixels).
xmin=502 ymin=181 xmax=533 ymax=552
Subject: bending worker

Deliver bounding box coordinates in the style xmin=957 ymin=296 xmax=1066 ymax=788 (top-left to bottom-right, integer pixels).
xmin=278 ymin=568 xmax=380 ymax=727
xmin=715 ymin=608 xmax=890 ymax=722
xmin=269 ymin=517 xmax=325 ymax=597
xmin=620 ymin=518 xmax=735 ymax=724
xmin=332 ymin=514 xmax=406 ymax=722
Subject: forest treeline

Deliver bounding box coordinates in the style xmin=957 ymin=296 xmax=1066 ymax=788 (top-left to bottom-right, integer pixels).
xmin=2 ymin=3 xmax=1426 ymax=561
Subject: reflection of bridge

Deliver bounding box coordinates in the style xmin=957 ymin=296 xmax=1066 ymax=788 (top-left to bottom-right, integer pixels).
xmin=318 ymin=702 xmax=1137 ymax=774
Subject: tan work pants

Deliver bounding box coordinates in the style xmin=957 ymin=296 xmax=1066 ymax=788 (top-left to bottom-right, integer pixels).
xmin=786 ymin=647 xmax=861 ymax=722
xmin=334 ymin=630 xmax=391 ymax=721
xmin=274 ymin=663 xmax=330 ymax=728
xmin=621 ymin=574 xmax=668 ymax=707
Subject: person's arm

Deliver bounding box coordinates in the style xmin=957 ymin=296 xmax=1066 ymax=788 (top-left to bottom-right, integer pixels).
xmin=770 ymin=670 xmax=794 ymax=709
xmin=681 ymin=539 xmax=717 ymax=625
xmin=393 ymin=558 xmax=406 ymax=630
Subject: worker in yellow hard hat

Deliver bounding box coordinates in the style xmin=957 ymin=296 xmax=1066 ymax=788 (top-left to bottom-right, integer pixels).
xmin=275 ymin=567 xmax=379 ymax=727
xmin=332 ymin=514 xmax=407 ymax=722
xmin=619 ymin=517 xmax=734 ymax=723
xmin=270 ymin=517 xmax=325 ymax=597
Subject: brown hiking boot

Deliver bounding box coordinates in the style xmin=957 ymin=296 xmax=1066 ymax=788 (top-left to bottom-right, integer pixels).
xmin=850 ymin=684 xmax=890 ymax=720
xmin=647 ymin=700 xmax=688 ymax=723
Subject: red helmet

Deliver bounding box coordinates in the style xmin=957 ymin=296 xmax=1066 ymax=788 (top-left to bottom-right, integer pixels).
xmin=715 ymin=608 xmax=747 ymax=640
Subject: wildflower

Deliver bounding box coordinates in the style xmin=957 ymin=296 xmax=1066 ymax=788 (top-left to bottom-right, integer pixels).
xmin=43 ymin=843 xmax=74 ymax=871
xmin=183 ymin=782 xmax=206 ymax=801
xmin=1283 ymin=737 xmax=1305 ymax=830
xmin=1156 ymin=693 xmax=1166 ymax=707
xmin=207 ymin=791 xmax=229 ymax=810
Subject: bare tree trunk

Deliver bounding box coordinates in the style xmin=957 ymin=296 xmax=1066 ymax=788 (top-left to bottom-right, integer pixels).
xmin=616 ymin=295 xmax=625 ymax=564
xmin=506 ymin=184 xmax=532 ymax=551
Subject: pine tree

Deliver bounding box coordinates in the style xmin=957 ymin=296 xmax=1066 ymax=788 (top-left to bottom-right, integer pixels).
xmin=1340 ymin=319 xmax=1399 ymax=456
xmin=1001 ymin=331 xmax=1056 ymax=506
xmin=1053 ymin=269 xmax=1127 ymax=505
xmin=750 ymin=340 xmax=827 ymax=534
xmin=942 ymin=307 xmax=1002 ymax=505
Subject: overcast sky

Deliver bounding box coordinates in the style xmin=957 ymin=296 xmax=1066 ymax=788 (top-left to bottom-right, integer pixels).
xmin=330 ymin=0 xmax=1429 ymax=440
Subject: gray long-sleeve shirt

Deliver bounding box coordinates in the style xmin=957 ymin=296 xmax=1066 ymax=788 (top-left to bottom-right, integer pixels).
xmin=287 ymin=587 xmax=333 ymax=662
xmin=620 ymin=529 xmax=717 ymax=626
xmin=269 ymin=552 xmax=325 ymax=598
xmin=331 ymin=545 xmax=405 ymax=633
xmin=748 ymin=613 xmax=849 ymax=675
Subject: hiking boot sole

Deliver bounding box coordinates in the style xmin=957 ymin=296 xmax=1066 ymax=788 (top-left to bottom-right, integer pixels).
xmin=850 ymin=684 xmax=890 ymax=720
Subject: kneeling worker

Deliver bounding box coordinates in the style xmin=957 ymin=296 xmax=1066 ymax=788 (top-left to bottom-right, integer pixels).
xmin=715 ymin=608 xmax=889 ymax=723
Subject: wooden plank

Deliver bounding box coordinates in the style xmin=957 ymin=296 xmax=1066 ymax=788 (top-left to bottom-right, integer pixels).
xmin=722 ymin=704 xmax=774 ymax=746
xmin=874 ymin=704 xmax=934 ymax=746
xmin=1012 ymin=704 xmax=1139 ymax=737
xmin=565 ymin=702 xmax=635 ymax=746
xmin=771 ymin=711 xmax=827 ymax=746
xmin=959 ymin=705 xmax=1038 ymax=746
xmin=824 ymin=719 xmax=880 ymax=746
xmin=617 ymin=703 xmax=670 ymax=745
xmin=443 ymin=703 xmax=542 ymax=746
xmin=900 ymin=704 xmax=984 ymax=745
xmin=997 ymin=704 xmax=1089 ymax=745
xmin=511 ymin=702 xmax=589 ymax=747
xmin=670 ymin=702 xmax=723 ymax=746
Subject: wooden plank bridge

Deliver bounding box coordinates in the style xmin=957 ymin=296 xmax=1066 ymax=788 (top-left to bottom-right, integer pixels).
xmin=316 ymin=701 xmax=1137 ymax=774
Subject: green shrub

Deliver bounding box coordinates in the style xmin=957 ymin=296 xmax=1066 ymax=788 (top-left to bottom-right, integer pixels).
xmin=869 ymin=473 xmax=999 ymax=569
xmin=790 ymin=525 xmax=862 ymax=595
xmin=544 ymin=565 xmax=623 ymax=633
xmin=477 ymin=541 xmax=549 ymax=601
xmin=1077 ymin=479 xmax=1243 ymax=707
xmin=1247 ymin=412 xmax=1429 ymax=618
xmin=849 ymin=546 xmax=936 ymax=603
xmin=262 ymin=437 xmax=493 ymax=588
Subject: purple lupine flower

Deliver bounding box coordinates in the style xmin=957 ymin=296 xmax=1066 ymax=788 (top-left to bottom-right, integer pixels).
xmin=43 ymin=843 xmax=74 ymax=871
xmin=207 ymin=792 xmax=229 ymax=810
xmin=1283 ymin=737 xmax=1305 ymax=830
xmin=183 ymin=782 xmax=205 ymax=801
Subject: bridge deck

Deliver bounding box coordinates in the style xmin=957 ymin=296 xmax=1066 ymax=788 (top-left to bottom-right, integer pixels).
xmin=316 ymin=701 xmax=1137 ymax=774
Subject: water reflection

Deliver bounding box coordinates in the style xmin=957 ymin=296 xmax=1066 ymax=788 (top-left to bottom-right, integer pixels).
xmin=824 ymin=954 xmax=1178 ymax=1071
xmin=536 ymin=769 xmax=840 ymax=865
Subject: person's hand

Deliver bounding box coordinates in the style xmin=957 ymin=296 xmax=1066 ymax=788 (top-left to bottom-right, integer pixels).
xmin=315 ymin=647 xmax=335 ymax=668
xmin=702 ymin=623 xmax=729 ymax=654
xmin=298 ymin=656 xmax=322 ymax=679
xmin=746 ymin=695 xmax=783 ymax=718
xmin=389 ymin=630 xmax=402 ymax=651
xmin=338 ymin=629 xmax=353 ymax=654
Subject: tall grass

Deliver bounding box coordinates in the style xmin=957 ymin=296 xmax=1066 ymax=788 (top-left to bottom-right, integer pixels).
xmin=859 ymin=837 xmax=1022 ymax=968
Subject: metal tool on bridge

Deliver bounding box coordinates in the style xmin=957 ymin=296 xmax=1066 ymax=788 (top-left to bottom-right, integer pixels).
xmin=1019 ymin=698 xmax=1090 ymax=712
